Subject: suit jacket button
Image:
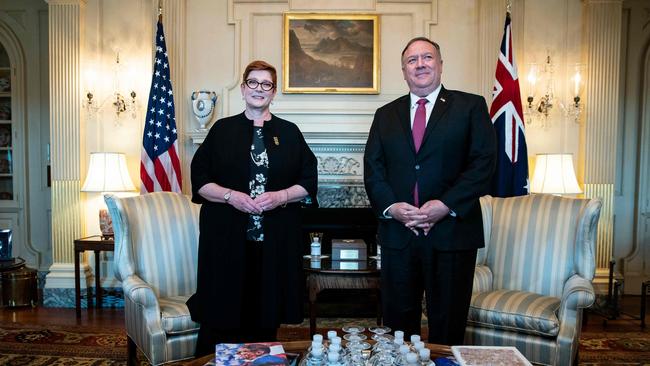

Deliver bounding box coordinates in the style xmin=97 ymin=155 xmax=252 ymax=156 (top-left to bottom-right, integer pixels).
xmin=415 ymin=164 xmax=420 ymax=170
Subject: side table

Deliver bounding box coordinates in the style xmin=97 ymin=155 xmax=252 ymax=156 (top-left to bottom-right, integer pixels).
xmin=74 ymin=235 xmax=115 ymax=318
xmin=303 ymin=258 xmax=381 ymax=336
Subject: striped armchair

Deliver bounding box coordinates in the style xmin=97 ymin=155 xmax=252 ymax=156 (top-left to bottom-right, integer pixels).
xmin=105 ymin=192 xmax=201 ymax=365
xmin=466 ymin=194 xmax=602 ymax=366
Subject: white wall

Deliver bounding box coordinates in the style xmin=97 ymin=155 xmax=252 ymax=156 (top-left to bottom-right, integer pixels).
xmin=69 ymin=0 xmax=590 ymax=267
xmin=81 ymin=0 xmax=586 ymax=207
xmin=8 ymin=0 xmax=640 ymax=294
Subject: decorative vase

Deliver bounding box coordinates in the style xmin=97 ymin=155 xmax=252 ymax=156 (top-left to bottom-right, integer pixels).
xmin=99 ymin=209 xmax=113 ymax=237
xmin=191 ymin=91 xmax=217 ymax=130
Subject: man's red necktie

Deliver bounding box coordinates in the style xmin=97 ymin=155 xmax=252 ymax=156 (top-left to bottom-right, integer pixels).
xmin=412 ymin=98 xmax=427 ymax=206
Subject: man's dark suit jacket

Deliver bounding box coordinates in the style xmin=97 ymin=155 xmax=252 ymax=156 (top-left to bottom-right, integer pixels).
xmin=364 ymin=86 xmax=496 ymax=251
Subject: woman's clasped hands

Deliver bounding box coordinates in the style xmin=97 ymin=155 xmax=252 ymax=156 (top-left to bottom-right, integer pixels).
xmin=227 ymin=190 xmax=287 ymax=214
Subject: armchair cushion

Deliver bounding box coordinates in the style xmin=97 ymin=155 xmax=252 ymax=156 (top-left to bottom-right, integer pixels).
xmin=160 ymin=296 xmax=200 ymax=335
xmin=468 ymin=290 xmax=561 ymax=337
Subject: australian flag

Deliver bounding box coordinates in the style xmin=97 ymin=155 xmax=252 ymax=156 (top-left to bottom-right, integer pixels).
xmin=140 ymin=20 xmax=182 ymax=193
xmin=490 ymin=12 xmax=529 ymax=197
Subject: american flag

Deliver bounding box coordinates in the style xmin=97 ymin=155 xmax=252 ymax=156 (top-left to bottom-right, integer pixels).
xmin=489 ymin=12 xmax=529 ymax=197
xmin=140 ymin=20 xmax=182 ymax=193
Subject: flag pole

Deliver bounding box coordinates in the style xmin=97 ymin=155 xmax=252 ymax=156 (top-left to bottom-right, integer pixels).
xmin=158 ymin=0 xmax=162 ymax=22
xmin=506 ymin=0 xmax=511 ymax=14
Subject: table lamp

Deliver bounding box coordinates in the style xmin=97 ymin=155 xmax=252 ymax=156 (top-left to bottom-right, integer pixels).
xmin=530 ymin=153 xmax=582 ymax=195
xmin=81 ymin=152 xmax=136 ymax=237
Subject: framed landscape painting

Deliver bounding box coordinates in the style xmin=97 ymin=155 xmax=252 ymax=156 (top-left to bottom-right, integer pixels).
xmin=283 ymin=13 xmax=380 ymax=94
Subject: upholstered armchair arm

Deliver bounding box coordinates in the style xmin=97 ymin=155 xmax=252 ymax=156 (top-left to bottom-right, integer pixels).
xmin=477 ymin=195 xmax=493 ymax=266
xmin=122 ymin=275 xmax=161 ymax=310
xmin=559 ymin=274 xmax=595 ymax=319
xmin=122 ymin=275 xmax=163 ymax=332
xmin=472 ymin=265 xmax=493 ymax=294
xmin=574 ymin=199 xmax=602 ymax=280
xmin=554 ymin=274 xmax=595 ymax=364
xmin=105 ymin=194 xmax=136 ymax=282
xmin=122 ymin=274 xmax=168 ymax=362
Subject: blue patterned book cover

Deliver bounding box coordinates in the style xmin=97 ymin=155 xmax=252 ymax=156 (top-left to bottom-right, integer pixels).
xmin=206 ymin=342 xmax=289 ymax=366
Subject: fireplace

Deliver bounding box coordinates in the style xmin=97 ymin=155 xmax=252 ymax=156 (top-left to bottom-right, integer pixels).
xmin=299 ymin=152 xmax=378 ymax=257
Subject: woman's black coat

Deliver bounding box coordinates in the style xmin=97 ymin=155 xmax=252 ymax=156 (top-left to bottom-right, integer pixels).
xmin=187 ymin=112 xmax=318 ymax=328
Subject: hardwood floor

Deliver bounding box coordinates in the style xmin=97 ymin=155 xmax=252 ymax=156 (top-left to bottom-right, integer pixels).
xmin=0 ymin=306 xmax=126 ymax=328
xmin=0 ymin=294 xmax=647 ymax=333
xmin=582 ymin=294 xmax=649 ymax=332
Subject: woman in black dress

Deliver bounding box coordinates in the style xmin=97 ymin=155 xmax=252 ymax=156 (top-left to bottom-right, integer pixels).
xmin=187 ymin=60 xmax=317 ymax=356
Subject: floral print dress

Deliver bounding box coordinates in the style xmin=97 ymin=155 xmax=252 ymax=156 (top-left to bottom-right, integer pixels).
xmin=247 ymin=126 xmax=268 ymax=241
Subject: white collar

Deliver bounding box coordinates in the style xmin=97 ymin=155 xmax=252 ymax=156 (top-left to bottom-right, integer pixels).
xmin=409 ymin=84 xmax=442 ymax=108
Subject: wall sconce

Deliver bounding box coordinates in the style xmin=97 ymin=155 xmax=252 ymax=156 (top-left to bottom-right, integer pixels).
xmin=525 ymin=53 xmax=555 ymax=128
xmin=560 ymin=63 xmax=584 ymax=124
xmin=83 ymin=54 xmax=137 ymax=120
xmin=530 ymin=153 xmax=582 ymax=195
xmin=525 ymin=53 xmax=585 ymax=127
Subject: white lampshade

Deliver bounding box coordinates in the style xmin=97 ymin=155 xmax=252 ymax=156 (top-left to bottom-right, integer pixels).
xmin=81 ymin=152 xmax=136 ymax=192
xmin=530 ymin=153 xmax=582 ymax=194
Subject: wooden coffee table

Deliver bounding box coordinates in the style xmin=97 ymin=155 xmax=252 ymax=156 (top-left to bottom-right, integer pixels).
xmin=189 ymin=340 xmax=452 ymax=365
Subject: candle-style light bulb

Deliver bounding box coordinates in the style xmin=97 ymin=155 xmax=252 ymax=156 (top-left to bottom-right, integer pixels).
xmin=527 ymin=69 xmax=537 ymax=98
xmin=572 ymin=71 xmax=581 ymax=97
xmin=85 ymin=68 xmax=97 ymax=94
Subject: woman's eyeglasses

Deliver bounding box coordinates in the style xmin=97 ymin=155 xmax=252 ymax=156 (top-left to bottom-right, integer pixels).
xmin=244 ymin=79 xmax=275 ymax=91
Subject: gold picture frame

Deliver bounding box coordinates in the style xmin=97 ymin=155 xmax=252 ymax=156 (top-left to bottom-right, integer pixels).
xmin=283 ymin=13 xmax=380 ymax=94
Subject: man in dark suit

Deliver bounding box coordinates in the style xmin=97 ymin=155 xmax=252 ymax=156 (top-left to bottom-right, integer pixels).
xmin=364 ymin=37 xmax=496 ymax=345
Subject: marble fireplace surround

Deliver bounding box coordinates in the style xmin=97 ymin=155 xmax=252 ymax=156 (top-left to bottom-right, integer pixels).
xmin=305 ymin=132 xmax=369 ymax=208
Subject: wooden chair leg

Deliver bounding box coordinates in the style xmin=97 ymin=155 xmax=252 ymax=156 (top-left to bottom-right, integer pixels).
xmin=127 ymin=335 xmax=136 ymax=366
xmin=641 ymin=281 xmax=649 ymax=328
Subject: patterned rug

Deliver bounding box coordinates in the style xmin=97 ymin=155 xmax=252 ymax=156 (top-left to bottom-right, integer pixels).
xmin=0 ymin=320 xmax=648 ymax=365
xmin=0 ymin=323 xmax=128 ymax=365
xmin=579 ymin=331 xmax=650 ymax=365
